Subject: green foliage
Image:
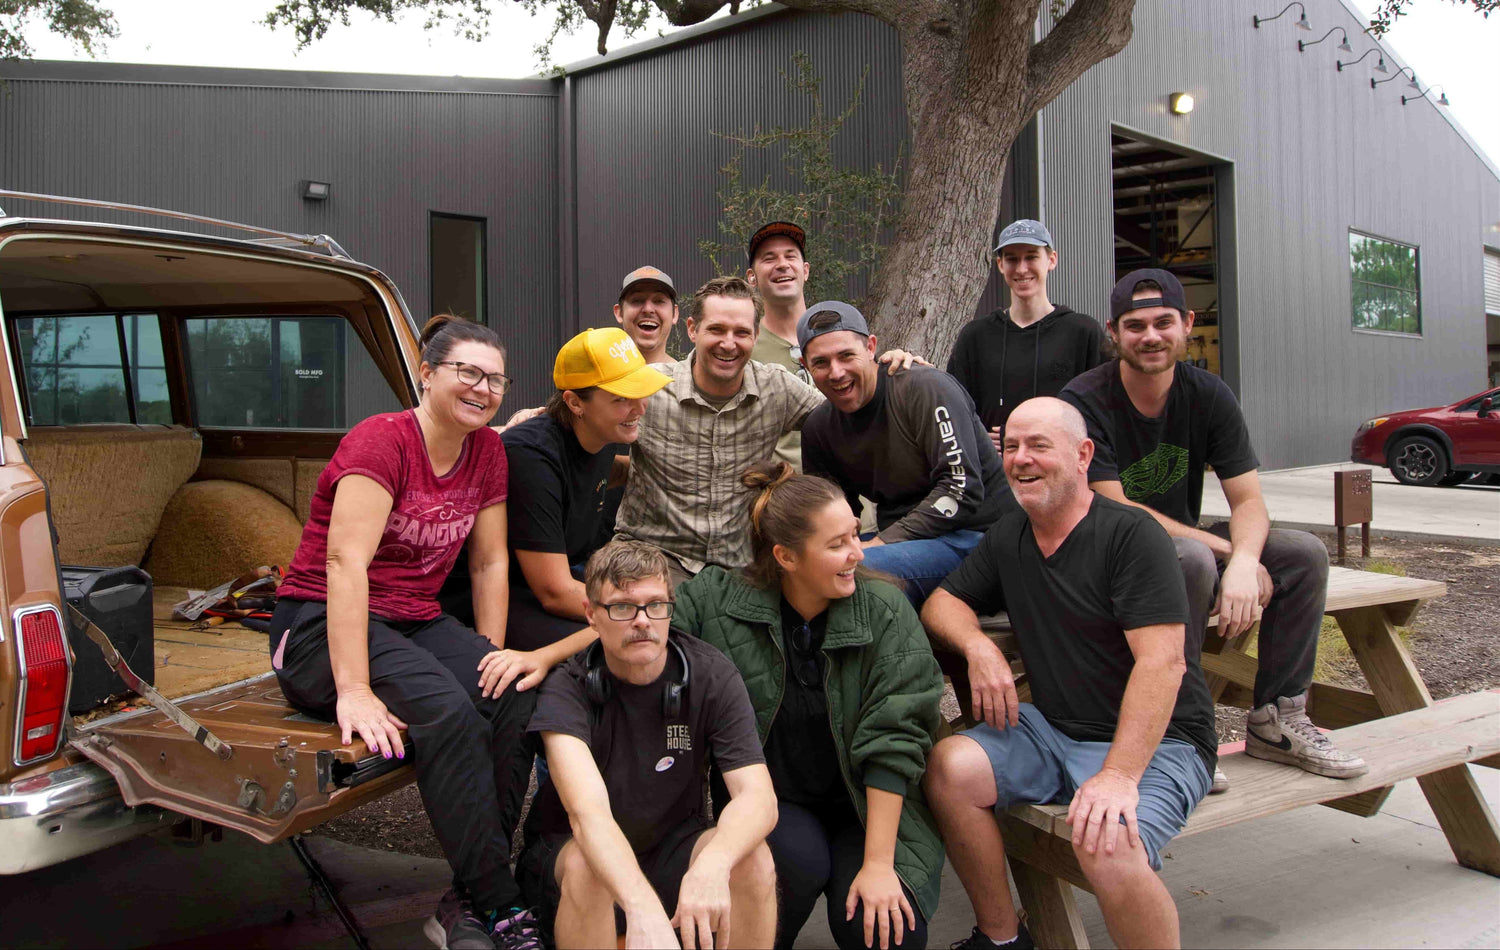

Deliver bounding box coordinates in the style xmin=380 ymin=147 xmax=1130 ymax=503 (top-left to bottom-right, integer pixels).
xmin=1350 ymin=232 xmax=1420 ymax=333
xmin=699 ymin=52 xmax=902 ymax=307
xmin=261 ymin=0 xmax=494 ymax=50
xmin=0 ymin=0 xmax=118 ymax=61
xmin=1366 ymin=0 xmax=1495 ymax=35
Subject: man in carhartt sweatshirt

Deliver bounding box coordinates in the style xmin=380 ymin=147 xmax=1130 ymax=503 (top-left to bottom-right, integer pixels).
xmin=947 ymin=219 xmax=1106 ymax=450
xmin=798 ymin=300 xmax=1014 ymax=608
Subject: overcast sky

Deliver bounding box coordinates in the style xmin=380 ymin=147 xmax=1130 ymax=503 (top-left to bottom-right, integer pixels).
xmin=15 ymin=0 xmax=1499 ymax=165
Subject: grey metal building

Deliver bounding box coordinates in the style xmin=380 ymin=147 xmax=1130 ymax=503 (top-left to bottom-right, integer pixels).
xmin=3 ymin=0 xmax=1496 ymax=467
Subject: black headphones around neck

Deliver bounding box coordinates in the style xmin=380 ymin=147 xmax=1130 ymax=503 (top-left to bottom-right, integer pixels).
xmin=583 ymin=634 xmax=690 ymax=720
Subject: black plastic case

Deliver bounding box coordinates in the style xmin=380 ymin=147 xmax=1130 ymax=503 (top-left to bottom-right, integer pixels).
xmin=61 ymin=565 xmax=155 ymax=714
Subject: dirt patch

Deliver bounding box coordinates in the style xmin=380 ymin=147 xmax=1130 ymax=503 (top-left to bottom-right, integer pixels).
xmin=312 ymin=532 xmax=1499 ymax=855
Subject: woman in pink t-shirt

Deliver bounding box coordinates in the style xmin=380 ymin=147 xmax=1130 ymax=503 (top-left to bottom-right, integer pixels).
xmin=271 ymin=314 xmax=543 ymax=949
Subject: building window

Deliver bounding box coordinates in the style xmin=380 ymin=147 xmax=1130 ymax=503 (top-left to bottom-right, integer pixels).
xmin=1350 ymin=231 xmax=1421 ymax=335
xmin=184 ymin=316 xmax=346 ymax=428
xmin=430 ymin=212 xmax=486 ymax=323
xmin=15 ymin=313 xmax=170 ymax=425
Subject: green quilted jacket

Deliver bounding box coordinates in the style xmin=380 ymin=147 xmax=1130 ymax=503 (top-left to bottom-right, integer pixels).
xmin=674 ymin=566 xmax=945 ymax=919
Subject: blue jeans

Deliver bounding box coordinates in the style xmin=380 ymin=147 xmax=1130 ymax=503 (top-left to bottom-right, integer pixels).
xmin=860 ymin=529 xmax=985 ymax=607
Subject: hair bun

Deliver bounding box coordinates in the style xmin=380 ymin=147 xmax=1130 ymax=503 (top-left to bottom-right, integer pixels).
xmin=419 ymin=313 xmax=467 ymax=352
xmin=741 ymin=459 xmax=794 ymax=491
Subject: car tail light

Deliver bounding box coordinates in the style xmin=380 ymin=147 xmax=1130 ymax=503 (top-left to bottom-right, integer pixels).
xmin=14 ymin=605 xmax=70 ymax=765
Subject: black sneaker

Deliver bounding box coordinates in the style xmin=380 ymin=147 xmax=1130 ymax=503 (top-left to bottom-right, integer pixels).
xmin=489 ymin=907 xmax=545 ymax=950
xmin=423 ymin=889 xmax=498 ymax=950
xmin=951 ymin=922 xmax=1034 ymax=950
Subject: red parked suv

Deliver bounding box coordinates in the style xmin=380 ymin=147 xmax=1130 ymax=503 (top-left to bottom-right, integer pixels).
xmin=1351 ymin=386 xmax=1500 ymax=486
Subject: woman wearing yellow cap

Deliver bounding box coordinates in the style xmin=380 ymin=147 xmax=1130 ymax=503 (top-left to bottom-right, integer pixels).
xmin=438 ymin=326 xmax=672 ymax=693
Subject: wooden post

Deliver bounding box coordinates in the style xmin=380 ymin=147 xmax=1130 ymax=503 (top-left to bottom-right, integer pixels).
xmin=1333 ymin=470 xmax=1373 ymax=566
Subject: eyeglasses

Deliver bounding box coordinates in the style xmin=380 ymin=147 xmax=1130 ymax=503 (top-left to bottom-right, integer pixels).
xmin=789 ymin=622 xmax=822 ymax=688
xmin=599 ymin=600 xmax=675 ymax=622
xmin=435 ymin=360 xmax=512 ymax=395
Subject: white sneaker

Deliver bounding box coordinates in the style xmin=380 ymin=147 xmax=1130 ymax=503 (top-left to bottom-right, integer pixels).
xmin=1246 ymin=693 xmax=1368 ymax=778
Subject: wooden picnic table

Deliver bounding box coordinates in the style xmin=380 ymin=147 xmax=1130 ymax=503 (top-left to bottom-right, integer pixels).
xmin=939 ymin=565 xmax=1500 ymax=948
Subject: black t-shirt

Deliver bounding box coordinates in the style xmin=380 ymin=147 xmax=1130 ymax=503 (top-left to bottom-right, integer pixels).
xmin=941 ymin=494 xmax=1217 ymax=773
xmin=763 ymin=598 xmax=845 ymax=809
xmin=525 ymin=633 xmax=765 ymax=853
xmin=946 ymin=305 xmax=1106 ymax=431
xmin=501 ymin=415 xmax=618 ymax=600
xmin=1060 ymin=361 xmax=1258 ymax=526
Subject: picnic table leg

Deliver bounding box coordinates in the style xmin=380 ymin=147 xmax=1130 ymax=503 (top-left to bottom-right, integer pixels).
xmin=1007 ymin=858 xmax=1089 ymax=949
xmin=1336 ymin=604 xmax=1500 ymax=876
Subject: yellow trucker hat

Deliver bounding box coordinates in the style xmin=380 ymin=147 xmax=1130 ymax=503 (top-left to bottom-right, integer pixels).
xmin=553 ymin=327 xmax=672 ymax=398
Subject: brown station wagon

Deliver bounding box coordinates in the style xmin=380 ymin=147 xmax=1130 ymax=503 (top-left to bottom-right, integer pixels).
xmin=0 ymin=192 xmax=423 ymax=873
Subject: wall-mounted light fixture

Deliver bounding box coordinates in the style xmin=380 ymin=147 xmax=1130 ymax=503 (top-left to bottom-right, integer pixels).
xmin=1169 ymin=92 xmax=1195 ymax=115
xmin=1299 ymin=26 xmax=1352 ymax=53
xmin=1336 ymin=48 xmax=1389 ymax=74
xmin=301 ymin=180 xmax=331 ymax=201
xmin=1371 ymin=65 xmax=1420 ymax=91
xmin=1253 ymin=2 xmax=1311 ymax=30
xmin=1402 ymin=84 xmax=1449 ymax=107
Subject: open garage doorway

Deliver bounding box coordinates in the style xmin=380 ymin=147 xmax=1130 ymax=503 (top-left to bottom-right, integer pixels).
xmin=1112 ymin=130 xmax=1238 ymax=390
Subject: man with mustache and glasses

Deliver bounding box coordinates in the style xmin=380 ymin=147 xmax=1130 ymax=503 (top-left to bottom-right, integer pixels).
xmin=517 ymin=541 xmax=778 ymax=950
xmin=1060 ymin=269 xmax=1365 ymax=789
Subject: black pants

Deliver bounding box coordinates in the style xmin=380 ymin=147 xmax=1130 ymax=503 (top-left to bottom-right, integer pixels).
xmin=767 ymin=800 xmax=928 ymax=950
xmin=1176 ymin=524 xmax=1327 ymax=708
xmin=270 ymin=598 xmax=536 ymax=912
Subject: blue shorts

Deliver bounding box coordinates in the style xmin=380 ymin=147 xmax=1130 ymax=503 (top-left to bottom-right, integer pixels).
xmin=961 ymin=704 xmax=1211 ymax=870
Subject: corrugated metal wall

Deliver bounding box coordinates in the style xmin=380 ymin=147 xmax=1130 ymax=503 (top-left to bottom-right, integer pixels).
xmin=0 ymin=64 xmax=562 ymax=413
xmin=568 ymin=11 xmax=911 ymax=331
xmin=5 ymin=0 xmax=1496 ymax=468
xmin=1036 ymin=0 xmax=1500 ymax=468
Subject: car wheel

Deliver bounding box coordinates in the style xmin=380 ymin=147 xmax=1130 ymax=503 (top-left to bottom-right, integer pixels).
xmin=1389 ymin=435 xmax=1448 ymax=486
xmin=1437 ymin=471 xmax=1473 ymax=487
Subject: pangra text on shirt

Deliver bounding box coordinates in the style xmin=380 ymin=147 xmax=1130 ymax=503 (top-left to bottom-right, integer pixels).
xmin=377 ymin=487 xmax=482 ymax=573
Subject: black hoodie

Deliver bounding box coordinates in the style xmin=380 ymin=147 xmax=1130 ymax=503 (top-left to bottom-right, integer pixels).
xmin=946 ymin=305 xmax=1107 ymax=431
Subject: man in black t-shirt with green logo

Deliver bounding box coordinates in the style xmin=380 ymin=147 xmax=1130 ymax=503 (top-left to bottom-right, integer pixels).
xmin=1060 ymin=269 xmax=1366 ymax=787
xmin=923 ymin=397 xmax=1214 ymax=950
xmin=517 ymin=541 xmax=778 ymax=950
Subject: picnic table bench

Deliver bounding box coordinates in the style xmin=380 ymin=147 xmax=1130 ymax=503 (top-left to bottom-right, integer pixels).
xmin=936 ymin=566 xmax=1500 ymax=949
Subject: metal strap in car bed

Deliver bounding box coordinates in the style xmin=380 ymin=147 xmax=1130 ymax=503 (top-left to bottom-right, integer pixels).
xmin=68 ymin=604 xmax=234 ymax=760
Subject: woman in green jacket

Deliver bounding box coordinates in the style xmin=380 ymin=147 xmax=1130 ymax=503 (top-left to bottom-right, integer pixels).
xmin=674 ymin=461 xmax=944 ymax=950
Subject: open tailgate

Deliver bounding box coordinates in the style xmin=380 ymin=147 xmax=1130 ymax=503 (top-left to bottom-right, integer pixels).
xmin=70 ymin=674 xmax=412 ymax=843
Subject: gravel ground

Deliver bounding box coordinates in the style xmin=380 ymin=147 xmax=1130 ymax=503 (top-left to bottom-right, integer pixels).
xmin=311 ymin=532 xmax=1500 ymax=860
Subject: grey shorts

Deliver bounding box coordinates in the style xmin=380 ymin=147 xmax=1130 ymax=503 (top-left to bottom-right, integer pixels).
xmin=961 ymin=703 xmax=1211 ymax=869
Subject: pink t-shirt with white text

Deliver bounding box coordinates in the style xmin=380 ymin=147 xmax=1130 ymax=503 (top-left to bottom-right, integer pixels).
xmin=280 ymin=410 xmax=508 ymax=621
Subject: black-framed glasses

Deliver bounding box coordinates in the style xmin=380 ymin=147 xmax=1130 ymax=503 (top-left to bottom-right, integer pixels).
xmin=789 ymin=622 xmax=822 ymax=688
xmin=600 ymin=600 xmax=675 ymax=622
xmin=435 ymin=360 xmax=511 ymax=395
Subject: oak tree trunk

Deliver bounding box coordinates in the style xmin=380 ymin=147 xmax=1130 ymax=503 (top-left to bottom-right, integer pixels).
xmin=779 ymin=0 xmax=1138 ymax=360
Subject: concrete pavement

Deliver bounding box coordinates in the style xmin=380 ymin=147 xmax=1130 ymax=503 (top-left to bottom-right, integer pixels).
xmin=1201 ymin=463 xmax=1499 ymax=542
xmin=793 ymin=766 xmax=1500 ymax=949
xmin=5 ymin=764 xmax=1494 ymax=948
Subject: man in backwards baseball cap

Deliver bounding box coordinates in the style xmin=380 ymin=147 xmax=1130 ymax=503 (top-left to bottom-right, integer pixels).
xmin=439 ymin=326 xmax=672 ymax=652
xmin=615 ymin=266 xmax=679 ymax=365
xmin=796 ymin=299 xmax=1012 ymax=610
xmin=1059 ymin=267 xmax=1368 ymax=790
xmin=946 ymin=217 xmax=1105 ymax=452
